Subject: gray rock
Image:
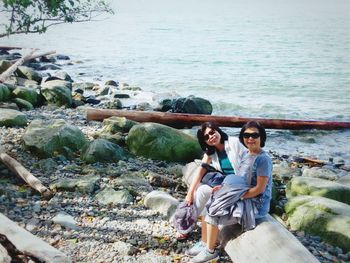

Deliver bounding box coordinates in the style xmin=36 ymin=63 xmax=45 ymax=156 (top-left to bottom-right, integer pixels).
xmin=0 ymin=83 xmax=11 ymax=102
xmin=51 ymin=175 xmax=99 ymax=194
xmin=285 ymin=195 xmax=350 ymax=252
xmin=0 ymin=108 xmax=27 ymax=127
xmin=126 ymin=122 xmax=202 ymax=162
xmin=95 ymin=187 xmax=134 ymax=205
xmin=41 ymin=80 xmax=73 ymax=107
xmin=81 ymin=139 xmax=129 ymax=164
xmin=273 ymin=161 xmax=301 ymax=181
xmin=102 ymin=116 xmax=138 ymax=133
xmin=144 ymin=190 xmax=179 ymax=218
xmin=286 ymin=176 xmax=350 ymax=205
xmin=22 ymin=119 xmax=87 ymax=158
xmin=112 ymin=173 xmax=153 ymax=196
xmin=52 ymin=212 xmax=79 ymax=230
xmin=16 ymin=66 xmax=42 ymax=83
xmin=337 ymin=174 xmax=350 ymax=186
xmin=302 ymin=167 xmax=340 ymax=181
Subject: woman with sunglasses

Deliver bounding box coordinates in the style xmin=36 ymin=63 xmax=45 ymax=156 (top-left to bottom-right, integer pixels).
xmin=177 ymin=122 xmax=246 ymax=240
xmin=187 ymin=121 xmax=273 ymax=263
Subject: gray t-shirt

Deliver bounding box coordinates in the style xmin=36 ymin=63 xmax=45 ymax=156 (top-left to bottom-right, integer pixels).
xmin=223 ymin=150 xmax=273 ymax=218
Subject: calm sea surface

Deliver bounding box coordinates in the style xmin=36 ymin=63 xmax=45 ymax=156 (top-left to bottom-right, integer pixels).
xmin=2 ymin=0 xmax=350 ymax=162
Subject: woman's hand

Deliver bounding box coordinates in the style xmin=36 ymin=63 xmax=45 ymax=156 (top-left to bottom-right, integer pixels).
xmin=212 ymin=185 xmax=222 ymax=193
xmin=185 ymin=190 xmax=194 ymax=205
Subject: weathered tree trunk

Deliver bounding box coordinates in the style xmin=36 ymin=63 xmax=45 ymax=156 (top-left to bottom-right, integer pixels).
xmin=0 ymin=49 xmax=37 ymax=83
xmin=0 ymin=213 xmax=71 ymax=263
xmin=10 ymin=50 xmax=56 ymax=63
xmin=0 ymin=46 xmax=23 ymax=51
xmin=86 ymin=109 xmax=350 ymax=130
xmin=0 ymin=153 xmax=52 ymax=198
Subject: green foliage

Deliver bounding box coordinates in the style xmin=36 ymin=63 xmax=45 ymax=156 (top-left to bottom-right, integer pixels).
xmin=0 ymin=0 xmax=114 ymax=37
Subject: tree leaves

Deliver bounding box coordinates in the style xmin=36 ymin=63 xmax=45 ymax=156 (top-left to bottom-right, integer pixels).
xmin=0 ymin=0 xmax=114 ymax=37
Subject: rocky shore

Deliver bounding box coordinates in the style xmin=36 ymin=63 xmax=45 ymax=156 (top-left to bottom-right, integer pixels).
xmin=0 ymin=49 xmax=350 ymax=262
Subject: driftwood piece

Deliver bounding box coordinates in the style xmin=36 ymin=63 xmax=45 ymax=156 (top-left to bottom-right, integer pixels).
xmin=220 ymin=215 xmax=319 ymax=263
xmin=0 ymin=49 xmax=37 ymax=83
xmin=0 ymin=46 xmax=23 ymax=51
xmin=10 ymin=50 xmax=56 ymax=64
xmin=0 ymin=213 xmax=71 ymax=263
xmin=0 ymin=153 xmax=52 ymax=198
xmin=86 ymin=108 xmax=350 ymax=130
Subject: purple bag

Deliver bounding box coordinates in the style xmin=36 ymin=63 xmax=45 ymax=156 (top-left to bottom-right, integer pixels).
xmin=172 ymin=202 xmax=198 ymax=235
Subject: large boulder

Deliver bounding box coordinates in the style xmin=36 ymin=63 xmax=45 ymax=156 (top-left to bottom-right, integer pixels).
xmin=272 ymin=161 xmax=301 ymax=181
xmin=0 ymin=84 xmax=11 ymax=101
xmin=126 ymin=122 xmax=202 ymax=162
xmin=81 ymin=139 xmax=130 ymax=164
xmin=285 ymin=195 xmax=350 ymax=252
xmin=22 ymin=119 xmax=87 ymax=158
xmin=337 ymin=174 xmax=350 ymax=186
xmin=16 ymin=66 xmax=42 ymax=83
xmin=157 ymin=95 xmax=213 ymax=115
xmin=144 ymin=190 xmax=179 ymax=219
xmin=286 ymin=176 xmax=350 ymax=205
xmin=302 ymin=167 xmax=340 ymax=181
xmin=12 ymin=86 xmax=40 ymax=106
xmin=41 ymin=80 xmax=72 ymax=107
xmin=0 ymin=109 xmax=27 ymax=127
xmin=102 ymin=116 xmax=138 ymax=133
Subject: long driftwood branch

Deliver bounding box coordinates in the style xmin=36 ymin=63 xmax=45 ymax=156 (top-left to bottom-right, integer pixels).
xmin=0 ymin=153 xmax=52 ymax=198
xmin=0 ymin=49 xmax=37 ymax=83
xmin=10 ymin=50 xmax=56 ymax=64
xmin=0 ymin=46 xmax=23 ymax=51
xmin=86 ymin=109 xmax=350 ymax=130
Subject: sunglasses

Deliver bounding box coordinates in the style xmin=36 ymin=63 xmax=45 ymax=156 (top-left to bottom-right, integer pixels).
xmin=243 ymin=132 xmax=260 ymax=139
xmin=204 ymin=129 xmax=216 ymax=141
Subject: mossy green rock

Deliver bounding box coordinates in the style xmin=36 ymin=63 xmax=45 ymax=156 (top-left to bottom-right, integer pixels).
xmin=285 ymin=196 xmax=350 ymax=252
xmin=0 ymin=109 xmax=27 ymax=127
xmin=81 ymin=139 xmax=129 ymax=164
xmin=13 ymin=98 xmax=34 ymax=111
xmin=286 ymin=176 xmax=350 ymax=205
xmin=16 ymin=66 xmax=42 ymax=83
xmin=41 ymin=80 xmax=72 ymax=107
xmin=0 ymin=84 xmax=11 ymax=102
xmin=12 ymin=86 xmax=40 ymax=106
xmin=126 ymin=122 xmax=202 ymax=162
xmin=22 ymin=119 xmax=87 ymax=158
xmin=102 ymin=116 xmax=138 ymax=133
xmin=0 ymin=60 xmax=11 ymax=74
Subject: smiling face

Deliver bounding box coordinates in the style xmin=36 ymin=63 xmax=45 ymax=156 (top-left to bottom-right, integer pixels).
xmin=243 ymin=127 xmax=261 ymax=154
xmin=203 ymin=127 xmax=221 ymax=147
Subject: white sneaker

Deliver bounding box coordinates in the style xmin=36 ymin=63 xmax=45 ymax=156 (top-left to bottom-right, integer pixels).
xmin=185 ymin=241 xmax=205 ymax=257
xmin=189 ymin=249 xmax=219 ymax=263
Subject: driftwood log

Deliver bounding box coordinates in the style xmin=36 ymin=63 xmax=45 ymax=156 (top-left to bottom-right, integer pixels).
xmin=0 ymin=49 xmax=37 ymax=83
xmin=10 ymin=50 xmax=56 ymax=64
xmin=0 ymin=213 xmax=71 ymax=263
xmin=0 ymin=46 xmax=23 ymax=51
xmin=0 ymin=153 xmax=52 ymax=198
xmin=86 ymin=109 xmax=350 ymax=130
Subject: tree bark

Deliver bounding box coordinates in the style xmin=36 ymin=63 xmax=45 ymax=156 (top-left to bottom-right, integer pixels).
xmin=10 ymin=50 xmax=56 ymax=64
xmin=0 ymin=49 xmax=37 ymax=83
xmin=0 ymin=153 xmax=52 ymax=198
xmin=86 ymin=109 xmax=350 ymax=130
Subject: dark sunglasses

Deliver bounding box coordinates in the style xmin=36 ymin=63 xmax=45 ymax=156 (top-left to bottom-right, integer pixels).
xmin=204 ymin=129 xmax=216 ymax=141
xmin=243 ymin=132 xmax=260 ymax=139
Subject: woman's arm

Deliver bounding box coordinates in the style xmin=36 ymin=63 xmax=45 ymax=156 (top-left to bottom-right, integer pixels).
xmin=185 ymin=154 xmax=212 ymax=204
xmin=241 ymin=176 xmax=268 ymax=199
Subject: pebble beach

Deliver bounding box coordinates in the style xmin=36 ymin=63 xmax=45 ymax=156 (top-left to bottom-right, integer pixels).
xmin=0 ymin=51 xmax=350 ymax=263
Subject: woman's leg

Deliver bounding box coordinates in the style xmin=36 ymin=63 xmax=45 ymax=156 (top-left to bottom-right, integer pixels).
xmin=194 ymin=184 xmax=212 ymax=243
xmin=206 ymin=223 xmax=219 ymax=251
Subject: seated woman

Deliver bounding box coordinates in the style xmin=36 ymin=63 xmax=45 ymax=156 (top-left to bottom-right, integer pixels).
xmin=176 ymin=122 xmax=246 ymax=240
xmin=187 ymin=121 xmax=273 ymax=263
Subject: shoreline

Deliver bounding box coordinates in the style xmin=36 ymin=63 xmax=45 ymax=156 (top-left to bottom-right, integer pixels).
xmin=1 ymin=49 xmax=349 ymax=262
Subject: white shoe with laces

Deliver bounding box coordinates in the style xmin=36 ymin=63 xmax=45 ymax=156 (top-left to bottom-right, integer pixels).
xmin=185 ymin=241 xmax=205 ymax=257
xmin=189 ymin=249 xmax=219 ymax=263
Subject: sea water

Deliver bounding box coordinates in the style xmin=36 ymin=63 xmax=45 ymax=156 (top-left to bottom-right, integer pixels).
xmin=2 ymin=0 xmax=350 ymax=162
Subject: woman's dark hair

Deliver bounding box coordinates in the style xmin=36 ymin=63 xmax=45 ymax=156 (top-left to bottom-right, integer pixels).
xmin=239 ymin=121 xmax=267 ymax=147
xmin=197 ymin=122 xmax=228 ymax=155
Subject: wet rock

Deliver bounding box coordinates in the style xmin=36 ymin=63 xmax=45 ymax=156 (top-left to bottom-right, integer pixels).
xmin=104 ymin=80 xmax=119 ymax=87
